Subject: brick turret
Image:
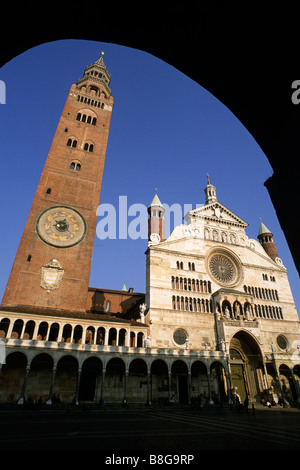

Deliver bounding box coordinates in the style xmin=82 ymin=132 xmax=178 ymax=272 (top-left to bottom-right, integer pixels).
xmin=148 ymin=190 xmax=165 ymax=243
xmin=257 ymin=220 xmax=279 ymax=261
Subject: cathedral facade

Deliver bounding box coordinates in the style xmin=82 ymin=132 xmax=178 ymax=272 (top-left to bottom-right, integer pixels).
xmin=0 ymin=55 xmax=300 ymax=407
xmin=146 ymin=179 xmax=300 ymax=405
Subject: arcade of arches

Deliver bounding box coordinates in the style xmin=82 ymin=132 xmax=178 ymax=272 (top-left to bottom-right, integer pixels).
xmin=1 ymin=330 xmax=300 ymax=406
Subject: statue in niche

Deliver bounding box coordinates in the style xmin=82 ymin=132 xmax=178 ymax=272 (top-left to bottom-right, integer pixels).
xmin=234 ymin=303 xmax=242 ymax=319
xmin=245 ymin=306 xmax=250 ymax=320
xmin=245 ymin=306 xmax=252 ymax=320
xmin=224 ymin=306 xmax=230 ymax=319
xmin=230 ymin=234 xmax=236 ymax=244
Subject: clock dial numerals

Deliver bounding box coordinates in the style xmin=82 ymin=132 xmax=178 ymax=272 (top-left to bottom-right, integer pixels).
xmin=36 ymin=206 xmax=86 ymax=248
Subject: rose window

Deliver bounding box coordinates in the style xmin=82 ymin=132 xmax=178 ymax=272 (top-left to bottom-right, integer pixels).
xmin=173 ymin=329 xmax=187 ymax=346
xmin=208 ymin=250 xmax=241 ymax=286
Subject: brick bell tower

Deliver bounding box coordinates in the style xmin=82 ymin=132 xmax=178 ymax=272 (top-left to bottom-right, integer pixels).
xmin=148 ymin=190 xmax=165 ymax=243
xmin=1 ymin=52 xmax=114 ymax=312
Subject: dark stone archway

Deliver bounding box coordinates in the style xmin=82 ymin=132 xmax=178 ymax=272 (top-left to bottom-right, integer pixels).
xmin=2 ymin=5 xmax=300 ymax=275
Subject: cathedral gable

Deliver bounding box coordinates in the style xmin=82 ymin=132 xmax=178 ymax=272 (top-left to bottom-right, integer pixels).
xmin=186 ymin=202 xmax=248 ymax=229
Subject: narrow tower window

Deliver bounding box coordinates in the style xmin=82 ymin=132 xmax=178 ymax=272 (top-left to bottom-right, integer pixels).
xmin=67 ymin=138 xmax=77 ymax=148
xmin=83 ymin=142 xmax=94 ymax=152
xmin=70 ymin=161 xmax=81 ymax=171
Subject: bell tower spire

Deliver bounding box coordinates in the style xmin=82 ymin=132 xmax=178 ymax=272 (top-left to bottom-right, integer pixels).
xmin=1 ymin=53 xmax=114 ymax=312
xmin=77 ymin=51 xmax=112 ymax=98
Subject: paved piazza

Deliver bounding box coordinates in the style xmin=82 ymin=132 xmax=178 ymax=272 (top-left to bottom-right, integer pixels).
xmin=0 ymin=405 xmax=299 ymax=456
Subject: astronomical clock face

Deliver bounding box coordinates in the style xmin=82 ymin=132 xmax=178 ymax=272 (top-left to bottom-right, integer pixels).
xmin=207 ymin=249 xmax=242 ymax=287
xmin=36 ymin=206 xmax=86 ymax=248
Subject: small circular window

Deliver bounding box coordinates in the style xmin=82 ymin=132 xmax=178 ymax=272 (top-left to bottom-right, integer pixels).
xmin=173 ymin=329 xmax=187 ymax=346
xmin=277 ymin=335 xmax=288 ymax=350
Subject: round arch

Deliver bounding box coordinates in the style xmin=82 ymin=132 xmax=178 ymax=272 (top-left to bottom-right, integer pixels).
xmin=150 ymin=359 xmax=169 ymax=404
xmin=103 ymin=357 xmax=126 ymax=403
xmin=190 ymin=360 xmax=208 ymax=406
xmin=0 ymin=318 xmax=10 ymax=337
xmin=127 ymin=358 xmax=148 ymax=403
xmin=78 ymin=356 xmax=103 ymax=402
xmin=171 ymin=360 xmax=189 ymax=404
xmin=278 ymin=364 xmax=298 ymax=404
xmin=150 ymin=358 xmax=168 ymax=372
xmin=129 ymin=357 xmax=148 ymax=373
xmin=53 ymin=354 xmax=79 ymax=404
xmin=26 ymin=353 xmax=53 ymax=403
xmin=229 ymin=329 xmax=263 ymax=359
xmin=229 ymin=330 xmax=264 ymax=403
xmin=0 ymin=351 xmax=27 ymax=403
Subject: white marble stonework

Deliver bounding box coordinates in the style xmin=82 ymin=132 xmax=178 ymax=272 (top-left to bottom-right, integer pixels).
xmin=145 ymin=178 xmax=300 ymax=404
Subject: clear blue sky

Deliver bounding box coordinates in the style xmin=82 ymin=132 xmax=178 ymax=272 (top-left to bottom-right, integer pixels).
xmin=0 ymin=39 xmax=299 ymax=314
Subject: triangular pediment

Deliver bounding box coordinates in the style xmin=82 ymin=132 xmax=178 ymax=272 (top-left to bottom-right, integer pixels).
xmin=185 ymin=201 xmax=248 ymax=229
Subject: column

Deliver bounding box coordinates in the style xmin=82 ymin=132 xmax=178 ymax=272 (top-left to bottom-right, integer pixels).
xmin=81 ymin=327 xmax=87 ymax=345
xmin=18 ymin=365 xmax=30 ymax=405
xmin=291 ymin=373 xmax=300 ymax=403
xmin=20 ymin=322 xmax=26 ymax=339
xmin=168 ymin=370 xmax=172 ymax=402
xmin=45 ymin=323 xmax=50 ymax=341
xmin=125 ymin=329 xmax=130 ymax=347
xmin=123 ymin=369 xmax=129 ymax=404
xmin=99 ymin=368 xmax=106 ymax=404
xmin=226 ymin=360 xmax=234 ymax=404
xmin=56 ymin=323 xmax=63 ymax=343
xmin=224 ymin=367 xmax=231 ymax=404
xmin=243 ymin=361 xmax=251 ymax=399
xmin=146 ymin=368 xmax=151 ymax=405
xmin=70 ymin=326 xmax=75 ymax=344
xmin=6 ymin=321 xmax=14 ymax=339
xmin=32 ymin=322 xmax=39 ymax=340
xmin=46 ymin=365 xmax=57 ymax=405
xmin=272 ymin=354 xmax=283 ymax=398
xmin=207 ymin=371 xmax=214 ymax=404
xmin=104 ymin=328 xmax=109 ymax=346
xmin=188 ymin=371 xmax=192 ymax=405
xmin=75 ymin=367 xmax=82 ymax=405
xmin=262 ymin=360 xmax=269 ymax=389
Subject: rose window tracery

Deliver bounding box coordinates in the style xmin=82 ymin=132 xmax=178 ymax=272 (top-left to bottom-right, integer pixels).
xmin=207 ymin=250 xmax=241 ymax=287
